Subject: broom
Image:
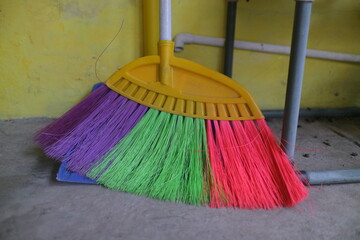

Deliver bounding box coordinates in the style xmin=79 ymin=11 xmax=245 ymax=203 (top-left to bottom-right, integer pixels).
xmin=35 ymin=0 xmax=308 ymax=209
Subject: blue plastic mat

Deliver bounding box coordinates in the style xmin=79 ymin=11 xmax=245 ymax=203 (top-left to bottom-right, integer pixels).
xmin=56 ymin=83 xmax=104 ymax=184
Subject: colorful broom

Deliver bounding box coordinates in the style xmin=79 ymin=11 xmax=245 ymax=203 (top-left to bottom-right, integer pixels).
xmin=35 ymin=0 xmax=308 ymax=209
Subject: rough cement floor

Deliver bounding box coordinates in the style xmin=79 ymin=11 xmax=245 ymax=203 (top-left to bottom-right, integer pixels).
xmin=1 ymin=117 xmax=359 ymax=240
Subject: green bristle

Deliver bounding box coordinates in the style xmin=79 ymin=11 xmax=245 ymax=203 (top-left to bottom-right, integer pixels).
xmin=87 ymin=108 xmax=209 ymax=205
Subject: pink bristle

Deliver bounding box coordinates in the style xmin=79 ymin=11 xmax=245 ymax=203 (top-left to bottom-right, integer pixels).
xmin=232 ymin=120 xmax=282 ymax=209
xmin=255 ymin=119 xmax=308 ymax=207
xmin=206 ymin=120 xmax=234 ymax=208
xmin=206 ymin=119 xmax=308 ymax=209
xmin=213 ymin=120 xmax=256 ymax=208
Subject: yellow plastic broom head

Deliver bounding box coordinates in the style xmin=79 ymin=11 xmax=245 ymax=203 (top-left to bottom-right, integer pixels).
xmin=106 ymin=40 xmax=264 ymax=121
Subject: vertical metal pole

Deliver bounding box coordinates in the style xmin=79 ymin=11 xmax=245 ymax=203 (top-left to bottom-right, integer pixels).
xmin=224 ymin=0 xmax=238 ymax=77
xmin=281 ymin=0 xmax=313 ymax=161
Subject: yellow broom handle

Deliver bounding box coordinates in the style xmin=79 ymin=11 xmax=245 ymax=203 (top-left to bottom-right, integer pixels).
xmin=143 ymin=0 xmax=159 ymax=56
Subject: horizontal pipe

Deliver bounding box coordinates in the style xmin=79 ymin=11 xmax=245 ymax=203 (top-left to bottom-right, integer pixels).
xmin=300 ymin=169 xmax=360 ymax=185
xmin=174 ymin=33 xmax=360 ymax=63
xmin=263 ymin=107 xmax=360 ymax=118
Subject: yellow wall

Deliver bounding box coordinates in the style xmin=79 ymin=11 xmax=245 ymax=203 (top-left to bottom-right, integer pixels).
xmin=0 ymin=0 xmax=359 ymax=119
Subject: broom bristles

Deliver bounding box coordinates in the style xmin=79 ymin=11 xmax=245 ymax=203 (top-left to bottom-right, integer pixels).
xmin=256 ymin=119 xmax=308 ymax=207
xmin=206 ymin=119 xmax=308 ymax=209
xmin=35 ymin=85 xmax=110 ymax=148
xmin=87 ymin=109 xmax=209 ymax=205
xmin=60 ymin=95 xmax=147 ymax=174
xmin=35 ymin=85 xmax=308 ymax=209
xmin=35 ymin=86 xmax=148 ymax=174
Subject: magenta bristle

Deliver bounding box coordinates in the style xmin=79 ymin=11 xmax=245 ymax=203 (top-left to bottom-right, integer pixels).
xmin=207 ymin=119 xmax=308 ymax=209
xmin=255 ymin=119 xmax=308 ymax=207
xmin=206 ymin=120 xmax=234 ymax=208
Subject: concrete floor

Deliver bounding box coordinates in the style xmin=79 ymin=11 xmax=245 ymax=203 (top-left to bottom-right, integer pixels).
xmin=1 ymin=117 xmax=359 ymax=240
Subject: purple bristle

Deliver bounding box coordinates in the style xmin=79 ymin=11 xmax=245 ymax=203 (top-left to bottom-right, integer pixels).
xmin=35 ymin=85 xmax=110 ymax=148
xmin=44 ymin=90 xmax=122 ymax=159
xmin=35 ymin=85 xmax=148 ymax=174
xmin=65 ymin=99 xmax=148 ymax=174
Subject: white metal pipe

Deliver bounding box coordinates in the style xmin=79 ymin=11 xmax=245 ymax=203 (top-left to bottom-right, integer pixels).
xmin=174 ymin=33 xmax=360 ymax=63
xmin=160 ymin=0 xmax=172 ymax=41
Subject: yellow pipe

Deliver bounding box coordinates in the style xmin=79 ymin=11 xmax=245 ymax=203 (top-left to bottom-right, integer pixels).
xmin=142 ymin=0 xmax=159 ymax=56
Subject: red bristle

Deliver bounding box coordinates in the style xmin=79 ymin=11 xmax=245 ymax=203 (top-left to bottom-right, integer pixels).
xmin=215 ymin=120 xmax=256 ymax=209
xmin=232 ymin=120 xmax=282 ymax=209
xmin=256 ymin=119 xmax=308 ymax=207
xmin=206 ymin=119 xmax=308 ymax=209
xmin=206 ymin=120 xmax=234 ymax=208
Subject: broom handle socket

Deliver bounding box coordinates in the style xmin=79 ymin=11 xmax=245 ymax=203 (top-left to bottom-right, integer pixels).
xmin=159 ymin=41 xmax=174 ymax=86
xmin=160 ymin=0 xmax=172 ymax=41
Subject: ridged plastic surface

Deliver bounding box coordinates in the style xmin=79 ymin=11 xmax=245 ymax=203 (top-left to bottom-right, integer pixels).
xmin=106 ymin=41 xmax=263 ymax=121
